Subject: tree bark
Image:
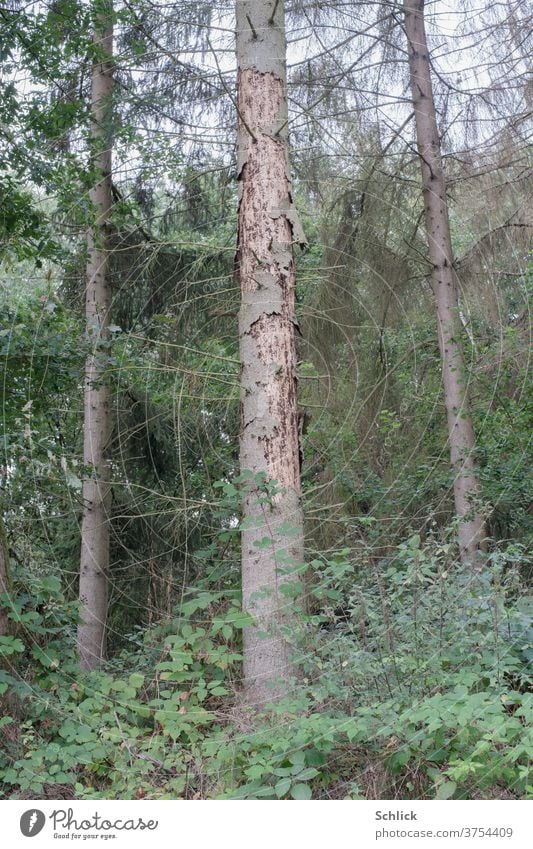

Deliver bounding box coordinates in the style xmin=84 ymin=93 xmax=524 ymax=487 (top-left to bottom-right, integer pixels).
xmin=404 ymin=0 xmax=487 ymax=566
xmin=0 ymin=513 xmax=10 ymax=637
xmin=78 ymin=5 xmax=113 ymax=669
xmin=235 ymin=0 xmax=305 ymax=705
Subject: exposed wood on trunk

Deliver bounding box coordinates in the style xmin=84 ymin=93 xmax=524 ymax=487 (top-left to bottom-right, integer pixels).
xmin=78 ymin=6 xmax=114 ymax=669
xmin=235 ymin=0 xmax=305 ymax=705
xmin=404 ymin=0 xmax=487 ymax=566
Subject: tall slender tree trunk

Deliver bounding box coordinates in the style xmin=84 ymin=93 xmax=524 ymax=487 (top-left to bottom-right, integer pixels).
xmin=0 ymin=513 xmax=10 ymax=637
xmin=78 ymin=4 xmax=114 ymax=669
xmin=404 ymin=0 xmax=486 ymax=566
xmin=235 ymin=0 xmax=305 ymax=705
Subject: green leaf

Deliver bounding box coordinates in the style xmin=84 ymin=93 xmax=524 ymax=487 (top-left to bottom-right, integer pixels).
xmin=278 ymin=520 xmax=299 ymax=536
xmin=0 ymin=636 xmax=24 ymax=656
xmin=65 ymin=469 xmax=82 ymax=490
xmin=225 ymin=611 xmax=253 ymax=629
xmin=295 ymin=767 xmax=319 ymax=781
xmin=291 ymin=783 xmax=312 ymax=800
xmin=253 ymin=537 xmax=274 ymax=549
xmin=239 ymin=516 xmax=259 ymax=530
xmin=273 ymin=767 xmax=292 ymax=777
xmin=128 ymin=672 xmax=145 ymax=689
xmin=32 ymin=645 xmax=59 ymax=668
xmin=275 ymin=777 xmax=292 ymax=797
xmin=437 ymin=781 xmax=457 ymax=800
xmin=305 ymin=749 xmax=326 ymax=766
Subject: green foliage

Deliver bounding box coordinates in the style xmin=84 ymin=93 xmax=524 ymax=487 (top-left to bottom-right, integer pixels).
xmin=1 ymin=1 xmax=531 ymax=804
xmin=1 ymin=532 xmax=530 ymax=800
xmin=297 ymin=537 xmax=532 ymax=799
xmin=0 ymin=174 xmax=59 ymax=265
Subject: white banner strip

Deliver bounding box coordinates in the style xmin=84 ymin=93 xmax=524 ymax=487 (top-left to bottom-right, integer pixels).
xmin=2 ymin=799 xmax=531 ymax=848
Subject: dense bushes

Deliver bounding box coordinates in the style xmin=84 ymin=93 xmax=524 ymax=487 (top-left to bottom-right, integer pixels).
xmin=1 ymin=530 xmax=530 ymax=800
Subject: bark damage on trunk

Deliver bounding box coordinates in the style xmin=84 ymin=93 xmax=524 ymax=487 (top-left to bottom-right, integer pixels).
xmin=235 ymin=0 xmax=305 ymax=706
xmin=404 ymin=0 xmax=487 ymax=566
xmin=78 ymin=8 xmax=114 ymax=670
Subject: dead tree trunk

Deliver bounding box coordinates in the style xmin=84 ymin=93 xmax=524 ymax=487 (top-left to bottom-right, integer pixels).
xmin=235 ymin=0 xmax=305 ymax=705
xmin=78 ymin=5 xmax=114 ymax=669
xmin=404 ymin=0 xmax=487 ymax=567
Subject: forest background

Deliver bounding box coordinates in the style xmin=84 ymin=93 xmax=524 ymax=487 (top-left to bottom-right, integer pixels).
xmin=0 ymin=0 xmax=531 ymax=801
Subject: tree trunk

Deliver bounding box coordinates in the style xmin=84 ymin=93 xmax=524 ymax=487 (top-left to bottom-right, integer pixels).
xmin=78 ymin=5 xmax=114 ymax=669
xmin=235 ymin=0 xmax=305 ymax=705
xmin=0 ymin=514 xmax=10 ymax=637
xmin=404 ymin=0 xmax=487 ymax=566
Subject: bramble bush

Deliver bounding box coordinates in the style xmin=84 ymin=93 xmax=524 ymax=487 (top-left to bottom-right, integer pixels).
xmin=1 ymin=520 xmax=530 ymax=800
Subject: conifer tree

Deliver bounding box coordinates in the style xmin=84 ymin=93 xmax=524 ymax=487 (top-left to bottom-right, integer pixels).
xmin=403 ymin=0 xmax=487 ymax=565
xmin=78 ymin=0 xmax=114 ymax=668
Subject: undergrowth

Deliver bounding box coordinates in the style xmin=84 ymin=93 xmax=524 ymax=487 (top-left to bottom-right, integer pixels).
xmin=0 ymin=532 xmax=531 ymax=800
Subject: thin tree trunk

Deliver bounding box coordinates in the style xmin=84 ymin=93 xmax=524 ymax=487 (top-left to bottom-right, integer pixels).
xmin=404 ymin=0 xmax=486 ymax=566
xmin=0 ymin=510 xmax=19 ymax=721
xmin=0 ymin=514 xmax=10 ymax=637
xmin=235 ymin=0 xmax=305 ymax=705
xmin=78 ymin=5 xmax=114 ymax=669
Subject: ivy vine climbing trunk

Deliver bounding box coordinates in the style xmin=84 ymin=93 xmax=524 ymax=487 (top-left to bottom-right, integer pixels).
xmin=404 ymin=0 xmax=487 ymax=566
xmin=235 ymin=0 xmax=305 ymax=705
xmin=78 ymin=3 xmax=114 ymax=669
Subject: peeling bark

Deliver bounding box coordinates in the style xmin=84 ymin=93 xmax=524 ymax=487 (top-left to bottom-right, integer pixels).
xmin=235 ymin=0 xmax=305 ymax=705
xmin=78 ymin=6 xmax=114 ymax=670
xmin=404 ymin=0 xmax=487 ymax=566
